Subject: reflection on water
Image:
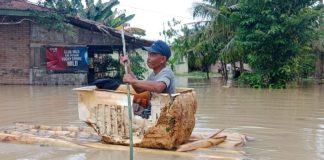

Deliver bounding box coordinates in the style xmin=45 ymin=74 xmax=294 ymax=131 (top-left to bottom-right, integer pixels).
xmin=0 ymin=78 xmax=323 ymax=160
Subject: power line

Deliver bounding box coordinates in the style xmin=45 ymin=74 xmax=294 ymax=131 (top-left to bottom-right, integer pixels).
xmin=119 ymin=4 xmax=193 ymax=20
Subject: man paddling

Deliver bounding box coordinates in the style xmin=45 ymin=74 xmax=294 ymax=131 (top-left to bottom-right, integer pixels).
xmin=120 ymin=40 xmax=176 ymax=94
xmin=120 ymin=40 xmax=176 ymax=118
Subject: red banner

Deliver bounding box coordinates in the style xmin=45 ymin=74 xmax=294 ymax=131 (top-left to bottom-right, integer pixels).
xmin=46 ymin=47 xmax=88 ymax=73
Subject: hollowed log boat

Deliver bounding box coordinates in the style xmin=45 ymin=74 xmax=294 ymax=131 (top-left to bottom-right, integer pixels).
xmin=73 ymin=85 xmax=197 ymax=150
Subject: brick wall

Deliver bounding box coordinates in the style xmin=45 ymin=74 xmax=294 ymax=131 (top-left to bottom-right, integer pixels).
xmin=29 ymin=24 xmax=122 ymax=85
xmin=0 ymin=21 xmax=30 ymax=84
xmin=29 ymin=25 xmax=90 ymax=85
xmin=31 ymin=69 xmax=87 ymax=85
xmin=0 ymin=17 xmax=131 ymax=85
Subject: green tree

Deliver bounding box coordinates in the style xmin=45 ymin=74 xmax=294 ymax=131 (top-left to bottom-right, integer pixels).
xmin=119 ymin=51 xmax=148 ymax=80
xmin=313 ymin=0 xmax=324 ymax=84
xmin=128 ymin=52 xmax=148 ymax=80
xmin=31 ymin=0 xmax=78 ymax=32
xmin=234 ymin=0 xmax=322 ymax=88
xmin=41 ymin=0 xmax=135 ymax=29
xmin=83 ymin=0 xmax=135 ymax=28
xmin=159 ymin=18 xmax=182 ymax=72
xmin=175 ymin=0 xmax=239 ymax=79
xmin=43 ymin=0 xmax=83 ymax=16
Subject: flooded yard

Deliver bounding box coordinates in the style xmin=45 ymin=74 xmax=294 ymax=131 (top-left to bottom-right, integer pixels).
xmin=0 ymin=78 xmax=323 ymax=160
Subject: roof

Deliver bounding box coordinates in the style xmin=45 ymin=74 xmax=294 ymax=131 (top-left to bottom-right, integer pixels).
xmin=67 ymin=16 xmax=153 ymax=47
xmin=0 ymin=0 xmax=153 ymax=48
xmin=0 ymin=0 xmax=48 ymax=11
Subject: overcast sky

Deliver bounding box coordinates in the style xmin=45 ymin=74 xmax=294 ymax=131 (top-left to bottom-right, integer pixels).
xmin=28 ymin=0 xmax=200 ymax=41
xmin=117 ymin=0 xmax=198 ymax=41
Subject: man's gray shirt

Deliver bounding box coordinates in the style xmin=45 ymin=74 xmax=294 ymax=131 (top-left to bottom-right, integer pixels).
xmin=147 ymin=67 xmax=176 ymax=94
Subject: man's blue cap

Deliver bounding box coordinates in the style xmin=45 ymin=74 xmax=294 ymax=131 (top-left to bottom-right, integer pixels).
xmin=143 ymin=40 xmax=171 ymax=59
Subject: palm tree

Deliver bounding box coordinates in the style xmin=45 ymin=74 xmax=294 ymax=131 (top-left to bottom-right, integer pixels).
xmin=188 ymin=0 xmax=240 ymax=79
xmin=314 ymin=0 xmax=324 ymax=83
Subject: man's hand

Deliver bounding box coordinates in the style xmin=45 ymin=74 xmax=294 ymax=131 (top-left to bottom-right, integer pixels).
xmin=119 ymin=55 xmax=130 ymax=67
xmin=123 ymin=73 xmax=136 ymax=84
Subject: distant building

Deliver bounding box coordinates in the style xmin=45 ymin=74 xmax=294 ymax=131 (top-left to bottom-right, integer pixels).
xmin=0 ymin=0 xmax=152 ymax=85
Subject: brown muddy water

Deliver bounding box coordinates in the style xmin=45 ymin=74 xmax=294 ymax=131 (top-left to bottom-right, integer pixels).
xmin=0 ymin=78 xmax=323 ymax=160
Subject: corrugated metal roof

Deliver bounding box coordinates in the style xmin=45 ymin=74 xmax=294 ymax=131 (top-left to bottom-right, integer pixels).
xmin=67 ymin=16 xmax=153 ymax=47
xmin=0 ymin=0 xmax=153 ymax=47
xmin=0 ymin=0 xmax=48 ymax=11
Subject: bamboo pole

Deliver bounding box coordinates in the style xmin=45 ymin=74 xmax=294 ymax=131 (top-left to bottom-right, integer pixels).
xmin=176 ymin=136 xmax=227 ymax=152
xmin=0 ymin=133 xmax=85 ymax=148
xmin=121 ymin=24 xmax=134 ymax=160
xmin=82 ymin=142 xmax=239 ymax=159
xmin=0 ymin=131 xmax=244 ymax=159
xmin=1 ymin=122 xmax=248 ymax=159
xmin=14 ymin=123 xmax=95 ymax=133
xmin=3 ymin=129 xmax=100 ymax=142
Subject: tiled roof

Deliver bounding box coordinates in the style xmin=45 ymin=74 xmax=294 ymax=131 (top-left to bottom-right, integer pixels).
xmin=0 ymin=0 xmax=48 ymax=11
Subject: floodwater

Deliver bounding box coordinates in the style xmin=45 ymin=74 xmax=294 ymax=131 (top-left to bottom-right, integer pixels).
xmin=0 ymin=78 xmax=323 ymax=160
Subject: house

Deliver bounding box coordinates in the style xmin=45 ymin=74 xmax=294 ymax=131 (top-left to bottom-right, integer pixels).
xmin=0 ymin=0 xmax=152 ymax=85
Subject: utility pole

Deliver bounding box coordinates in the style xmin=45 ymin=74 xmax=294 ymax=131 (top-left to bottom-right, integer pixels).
xmin=163 ymin=22 xmax=167 ymax=43
xmin=315 ymin=0 xmax=324 ymax=84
